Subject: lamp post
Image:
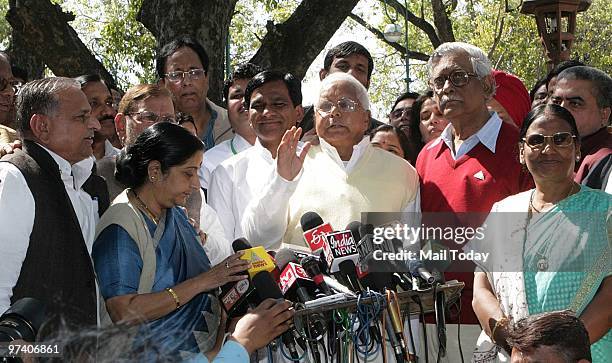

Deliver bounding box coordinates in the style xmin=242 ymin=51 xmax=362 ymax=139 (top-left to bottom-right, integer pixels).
xmin=520 ymin=0 xmax=592 ymax=70
xmin=383 ymin=1 xmax=411 ymax=92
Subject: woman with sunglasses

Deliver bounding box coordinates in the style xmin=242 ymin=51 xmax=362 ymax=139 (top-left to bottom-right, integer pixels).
xmin=471 ymin=104 xmax=611 ymax=362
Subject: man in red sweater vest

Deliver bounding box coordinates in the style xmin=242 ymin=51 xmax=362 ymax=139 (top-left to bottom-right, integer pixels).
xmin=415 ymin=42 xmax=532 ymax=362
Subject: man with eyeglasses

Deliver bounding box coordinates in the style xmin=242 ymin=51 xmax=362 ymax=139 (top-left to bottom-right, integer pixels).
xmin=240 ymin=72 xmax=419 ymax=250
xmin=414 ymin=42 xmax=532 ymax=362
xmin=388 ymin=91 xmax=419 ymax=134
xmin=156 ymin=36 xmax=232 ymax=151
xmin=548 ymin=66 xmax=612 ymax=189
xmin=76 ymin=74 xmax=121 ymax=160
xmin=96 ymin=83 xmax=231 ymax=265
xmin=300 ymin=41 xmax=385 ymax=140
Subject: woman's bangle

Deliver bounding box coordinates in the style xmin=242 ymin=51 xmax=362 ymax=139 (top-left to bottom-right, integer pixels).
xmin=165 ymin=288 xmax=180 ymax=309
xmin=491 ymin=316 xmax=509 ymax=344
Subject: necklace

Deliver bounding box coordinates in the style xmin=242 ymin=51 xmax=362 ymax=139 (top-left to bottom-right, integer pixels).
xmin=130 ymin=189 xmax=160 ymax=224
xmin=529 ymin=182 xmax=576 ymax=213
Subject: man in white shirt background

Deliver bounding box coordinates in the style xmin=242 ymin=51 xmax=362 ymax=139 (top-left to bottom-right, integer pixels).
xmin=240 ymin=72 xmax=419 ymax=249
xmin=0 ymin=77 xmax=109 ymax=329
xmin=199 ymin=63 xmax=262 ymax=192
xmin=208 ymin=70 xmax=305 ymax=245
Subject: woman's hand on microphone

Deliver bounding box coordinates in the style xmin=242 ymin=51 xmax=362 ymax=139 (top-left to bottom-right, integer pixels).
xmin=197 ymin=252 xmax=250 ymax=292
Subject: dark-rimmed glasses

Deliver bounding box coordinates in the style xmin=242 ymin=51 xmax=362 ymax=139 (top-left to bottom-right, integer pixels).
xmin=430 ymin=70 xmax=478 ymax=91
xmin=164 ymin=69 xmax=206 ymax=83
xmin=522 ymin=132 xmax=576 ymax=149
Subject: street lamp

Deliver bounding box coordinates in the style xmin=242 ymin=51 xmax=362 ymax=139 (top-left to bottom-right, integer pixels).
xmin=520 ymin=0 xmax=592 ymax=70
xmin=382 ymin=0 xmax=411 ymax=92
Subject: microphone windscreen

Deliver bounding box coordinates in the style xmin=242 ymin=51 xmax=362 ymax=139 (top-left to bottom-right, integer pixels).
xmin=300 ymin=255 xmax=318 ymax=270
xmin=408 ymin=259 xmax=423 ymax=275
xmin=300 ymin=211 xmax=324 ymax=231
xmin=275 ymin=248 xmax=299 ymax=270
xmin=358 ymin=223 xmax=374 ymax=239
xmin=252 ymin=271 xmax=283 ymax=300
xmin=339 ymin=260 xmax=356 ymax=277
xmin=346 ymin=221 xmax=362 ymax=241
xmin=232 ymin=238 xmax=252 ymax=252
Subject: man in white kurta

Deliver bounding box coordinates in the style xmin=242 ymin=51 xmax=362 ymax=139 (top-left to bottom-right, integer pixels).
xmin=199 ymin=63 xmax=261 ymax=190
xmin=241 ymin=72 xmax=420 ymax=249
xmin=208 ymin=71 xmax=305 ymax=246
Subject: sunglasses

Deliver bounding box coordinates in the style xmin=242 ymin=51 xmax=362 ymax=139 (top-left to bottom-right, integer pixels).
xmin=522 ymin=132 xmax=576 ymax=149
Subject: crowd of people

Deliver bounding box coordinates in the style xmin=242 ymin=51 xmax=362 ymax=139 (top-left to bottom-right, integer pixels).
xmin=0 ymin=34 xmax=610 ymax=363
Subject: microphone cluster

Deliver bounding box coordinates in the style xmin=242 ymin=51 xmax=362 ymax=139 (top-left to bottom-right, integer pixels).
xmin=218 ymin=211 xmax=452 ymax=363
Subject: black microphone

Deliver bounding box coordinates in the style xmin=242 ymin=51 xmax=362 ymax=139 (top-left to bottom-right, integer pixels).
xmin=434 ymin=270 xmax=447 ymax=358
xmin=408 ymin=259 xmax=435 ymax=285
xmin=251 ymin=271 xmax=301 ymax=360
xmin=300 ymin=255 xmax=332 ymax=296
xmin=219 ymin=238 xmax=255 ymax=317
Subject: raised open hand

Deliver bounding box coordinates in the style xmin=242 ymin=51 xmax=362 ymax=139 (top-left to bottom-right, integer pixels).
xmin=276 ymin=126 xmax=311 ymax=181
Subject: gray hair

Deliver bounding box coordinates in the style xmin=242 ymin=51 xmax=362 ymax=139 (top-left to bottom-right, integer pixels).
xmin=318 ymin=72 xmax=370 ymax=111
xmin=557 ymin=66 xmax=612 ymax=109
xmin=16 ymin=77 xmax=80 ymax=133
xmin=427 ymin=42 xmax=492 ymax=79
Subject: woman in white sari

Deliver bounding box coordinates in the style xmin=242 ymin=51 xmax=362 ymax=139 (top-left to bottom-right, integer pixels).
xmin=470 ymin=104 xmax=611 ymax=362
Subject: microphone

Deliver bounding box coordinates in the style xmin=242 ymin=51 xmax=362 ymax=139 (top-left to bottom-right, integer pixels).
xmin=387 ymin=292 xmax=409 ymax=361
xmin=321 ymin=228 xmax=360 ymax=275
xmin=408 ymin=259 xmax=435 ymax=285
xmin=219 ymin=238 xmax=256 ymax=317
xmin=232 ymin=238 xmax=277 ymax=278
xmin=276 ymin=249 xmax=326 ymax=340
xmin=300 ymin=255 xmax=333 ymax=295
xmin=301 ymin=211 xmax=333 ymax=254
xmin=251 ymin=271 xmax=301 ymax=360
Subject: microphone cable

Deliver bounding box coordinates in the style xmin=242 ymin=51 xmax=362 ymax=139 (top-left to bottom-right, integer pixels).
xmin=413 ymin=294 xmax=429 ymax=363
xmin=352 ymin=290 xmax=384 ymax=359
xmin=451 ymin=298 xmax=465 ymax=363
xmin=403 ymin=309 xmax=417 ymax=362
xmin=278 ymin=335 xmax=306 ymax=362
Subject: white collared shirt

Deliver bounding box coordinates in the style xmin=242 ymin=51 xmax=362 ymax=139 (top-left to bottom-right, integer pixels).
xmin=319 ymin=136 xmax=371 ymax=173
xmin=440 ymin=112 xmax=502 ymax=159
xmin=240 ymin=136 xmax=420 ymax=249
xmin=0 ymin=145 xmax=99 ymax=314
xmin=199 ymin=134 xmax=253 ymax=190
xmin=103 ymin=140 xmax=121 ymax=158
xmin=207 ymin=139 xmax=281 ymax=243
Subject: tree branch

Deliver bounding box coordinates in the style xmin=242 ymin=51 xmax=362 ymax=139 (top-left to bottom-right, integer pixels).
xmin=249 ymin=0 xmax=361 ymax=79
xmin=379 ymin=0 xmax=441 ymax=47
xmin=7 ymin=0 xmax=116 ymax=87
xmin=430 ymin=0 xmax=456 ymax=42
xmin=348 ymin=13 xmax=429 ymax=61
xmin=488 ymin=3 xmax=506 ymax=60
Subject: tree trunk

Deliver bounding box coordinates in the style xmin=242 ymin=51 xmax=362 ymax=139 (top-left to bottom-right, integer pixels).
xmin=138 ymin=0 xmax=238 ymax=105
xmin=6 ymin=0 xmax=116 ymax=88
xmin=249 ymin=0 xmax=360 ymax=80
xmin=8 ymin=28 xmax=44 ymax=81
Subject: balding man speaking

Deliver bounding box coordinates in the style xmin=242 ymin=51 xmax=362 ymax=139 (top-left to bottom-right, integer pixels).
xmin=241 ymin=72 xmax=419 ymax=248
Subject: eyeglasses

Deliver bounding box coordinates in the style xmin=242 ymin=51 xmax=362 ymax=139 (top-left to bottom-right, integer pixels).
xmin=164 ymin=69 xmax=206 ymax=83
xmin=390 ymin=107 xmax=412 ymax=119
xmin=316 ymin=98 xmax=359 ymax=116
xmin=0 ymin=78 xmax=18 ymax=94
xmin=127 ymin=111 xmax=177 ymax=125
xmin=430 ymin=70 xmax=478 ymax=91
xmin=523 ymin=132 xmax=576 ymax=149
